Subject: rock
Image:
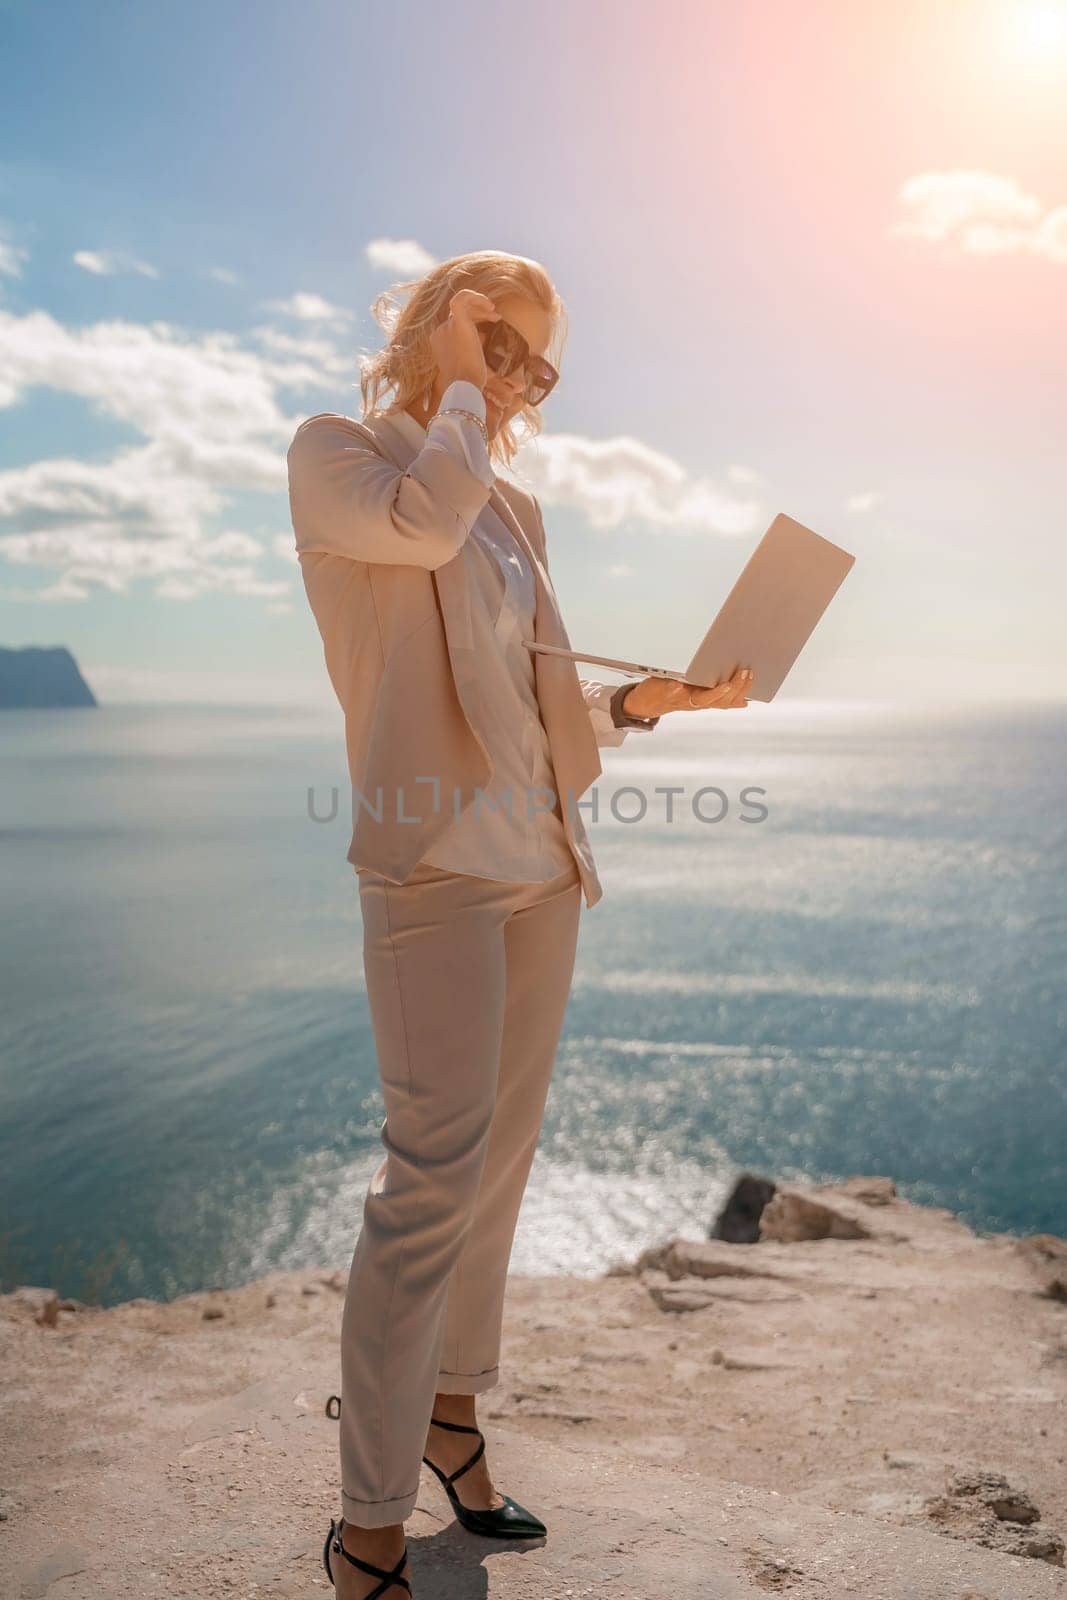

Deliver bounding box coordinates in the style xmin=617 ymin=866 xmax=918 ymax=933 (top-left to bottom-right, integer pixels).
xmin=638 ymin=1238 xmax=786 ymax=1283
xmin=6 ymin=1286 xmax=61 ymax=1326
xmin=619 ymin=1244 xmax=661 ymax=1275
xmin=743 ymin=1548 xmax=806 ymax=1590
xmin=1005 ymin=1527 xmax=1066 ymax=1564
xmin=947 ymin=1468 xmax=1040 ymax=1523
xmin=709 ymin=1173 xmax=777 ymax=1242
xmin=648 ymin=1279 xmax=725 ymax=1314
xmin=1018 ymin=1234 xmax=1067 ymax=1265
xmin=645 ymin=1270 xmax=804 ymax=1313
xmin=759 ymin=1186 xmax=872 ymax=1243
xmin=0 ymin=645 xmax=97 ymax=709
xmin=1016 ymin=1234 xmax=1067 ymax=1301
xmin=921 ymin=1469 xmax=1064 ymax=1566
xmin=837 ymin=1175 xmax=898 ymax=1206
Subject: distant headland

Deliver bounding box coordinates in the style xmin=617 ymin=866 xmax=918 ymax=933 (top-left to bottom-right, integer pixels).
xmin=0 ymin=645 xmax=97 ymax=709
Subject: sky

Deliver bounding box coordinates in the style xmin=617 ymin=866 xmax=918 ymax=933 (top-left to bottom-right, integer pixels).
xmin=1 ymin=0 xmax=1065 ymax=708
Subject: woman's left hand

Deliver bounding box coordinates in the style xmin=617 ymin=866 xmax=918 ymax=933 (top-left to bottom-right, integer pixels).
xmin=621 ymin=664 xmax=752 ymax=718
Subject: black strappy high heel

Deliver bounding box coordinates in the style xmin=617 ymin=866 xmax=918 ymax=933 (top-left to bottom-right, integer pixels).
xmin=322 ymin=1515 xmax=411 ymax=1597
xmin=324 ymin=1394 xmax=546 ymax=1541
xmin=421 ymin=1414 xmax=547 ymax=1540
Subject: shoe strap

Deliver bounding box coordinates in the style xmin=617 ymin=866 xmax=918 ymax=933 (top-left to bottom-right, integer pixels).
xmin=332 ymin=1522 xmax=411 ymax=1597
xmin=428 ymin=1415 xmax=481 ymax=1436
xmin=427 ymin=1417 xmax=486 ymax=1486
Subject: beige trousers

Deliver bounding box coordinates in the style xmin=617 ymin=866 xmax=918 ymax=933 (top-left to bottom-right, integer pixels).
xmin=339 ymin=852 xmax=583 ymax=1528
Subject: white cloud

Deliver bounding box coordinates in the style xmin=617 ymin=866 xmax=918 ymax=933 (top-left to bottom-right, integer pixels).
xmin=890 ymin=170 xmax=1067 ymax=262
xmin=727 ymin=463 xmax=762 ymax=486
xmin=154 ymin=554 xmax=290 ymax=601
xmin=73 ymin=252 xmax=111 ymax=276
xmin=512 ymin=432 xmax=761 ymax=537
xmin=73 ymin=249 xmax=161 ymax=279
xmin=261 ymin=290 xmax=353 ymax=324
xmin=248 ymin=324 xmax=353 ymax=377
xmin=0 ymin=306 xmax=344 ymax=600
xmin=365 ymin=237 xmax=437 ymax=277
xmin=846 ymin=491 xmax=880 ymax=514
xmin=607 ymin=563 xmax=635 ymax=578
xmin=0 ymin=278 xmax=770 ymax=612
xmin=0 ymin=575 xmax=93 ymax=603
xmin=1033 ymin=206 xmax=1067 ymax=260
xmin=208 ymin=266 xmax=241 ymax=286
xmin=0 ymin=238 xmax=29 ymax=278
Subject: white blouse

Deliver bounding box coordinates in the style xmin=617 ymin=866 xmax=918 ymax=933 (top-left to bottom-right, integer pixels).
xmin=385 ymin=381 xmax=650 ymax=884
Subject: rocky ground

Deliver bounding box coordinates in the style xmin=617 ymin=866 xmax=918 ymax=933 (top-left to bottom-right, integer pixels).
xmin=2 ymin=1176 xmax=1066 ymax=1599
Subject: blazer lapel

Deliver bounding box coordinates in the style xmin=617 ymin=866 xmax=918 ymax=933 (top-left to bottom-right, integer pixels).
xmin=487 ymin=478 xmax=602 ymax=803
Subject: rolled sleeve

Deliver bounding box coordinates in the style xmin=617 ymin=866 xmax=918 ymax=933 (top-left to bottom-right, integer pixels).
xmin=580 ymin=676 xmax=652 ymax=748
xmin=287 ymin=397 xmax=494 ymax=569
xmin=426 ymin=380 xmax=496 ymax=489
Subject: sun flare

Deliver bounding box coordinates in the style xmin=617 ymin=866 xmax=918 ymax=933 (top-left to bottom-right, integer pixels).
xmin=1004 ymin=1 xmax=1067 ymax=67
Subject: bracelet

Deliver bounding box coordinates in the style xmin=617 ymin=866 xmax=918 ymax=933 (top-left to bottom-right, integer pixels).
xmin=434 ymin=406 xmax=489 ymax=448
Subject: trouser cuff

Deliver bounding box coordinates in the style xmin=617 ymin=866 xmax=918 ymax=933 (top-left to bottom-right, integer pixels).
xmin=340 ymin=1485 xmax=419 ymax=1529
xmin=435 ymin=1363 xmax=499 ymax=1395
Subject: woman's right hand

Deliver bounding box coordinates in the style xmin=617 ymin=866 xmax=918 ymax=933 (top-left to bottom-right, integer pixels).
xmin=430 ymin=290 xmax=502 ymax=392
xmin=620 ymin=665 xmax=753 ymax=719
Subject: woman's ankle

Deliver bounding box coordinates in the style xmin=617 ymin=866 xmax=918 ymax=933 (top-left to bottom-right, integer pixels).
xmin=341 ymin=1517 xmax=406 ymax=1553
xmin=432 ymin=1390 xmax=477 ymax=1421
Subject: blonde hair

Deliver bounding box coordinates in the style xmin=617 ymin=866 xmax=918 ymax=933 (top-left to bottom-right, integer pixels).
xmin=358 ymin=250 xmax=567 ymax=470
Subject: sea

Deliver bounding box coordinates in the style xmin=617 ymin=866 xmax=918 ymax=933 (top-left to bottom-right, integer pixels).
xmin=1 ymin=699 xmax=1063 ymax=1307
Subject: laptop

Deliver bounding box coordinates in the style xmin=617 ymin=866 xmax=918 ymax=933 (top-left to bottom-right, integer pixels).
xmin=523 ymin=512 xmax=856 ymax=703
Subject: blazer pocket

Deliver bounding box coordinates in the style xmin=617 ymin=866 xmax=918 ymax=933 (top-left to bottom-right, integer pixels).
xmin=368 ymin=564 xmax=442 ymax=654
xmin=393 ymin=608 xmax=441 ymax=652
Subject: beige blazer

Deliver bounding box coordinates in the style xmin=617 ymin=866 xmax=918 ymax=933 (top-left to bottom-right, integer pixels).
xmin=287 ymin=407 xmax=607 ymax=909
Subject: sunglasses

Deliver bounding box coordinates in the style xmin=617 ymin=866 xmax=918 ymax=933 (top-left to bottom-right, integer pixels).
xmin=480 ymin=319 xmax=559 ymax=407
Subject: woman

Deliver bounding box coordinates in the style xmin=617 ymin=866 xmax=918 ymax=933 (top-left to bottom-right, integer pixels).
xmin=287 ymin=251 xmax=751 ymax=1598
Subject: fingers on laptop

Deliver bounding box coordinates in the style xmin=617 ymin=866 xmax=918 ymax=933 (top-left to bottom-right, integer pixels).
xmin=683 ymin=666 xmax=751 ymax=709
